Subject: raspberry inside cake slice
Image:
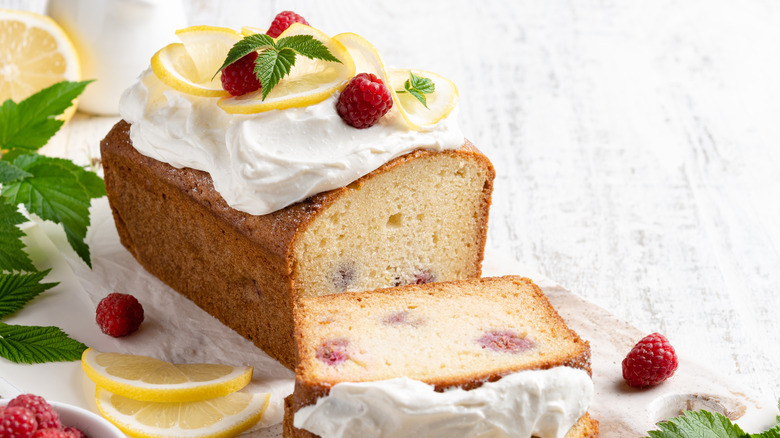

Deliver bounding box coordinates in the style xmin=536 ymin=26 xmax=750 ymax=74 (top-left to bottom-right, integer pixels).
xmin=286 ymin=276 xmax=598 ymax=438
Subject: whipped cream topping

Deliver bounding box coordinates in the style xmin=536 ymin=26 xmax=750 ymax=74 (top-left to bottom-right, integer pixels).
xmin=293 ymin=367 xmax=594 ymax=438
xmin=119 ymin=70 xmax=464 ymax=215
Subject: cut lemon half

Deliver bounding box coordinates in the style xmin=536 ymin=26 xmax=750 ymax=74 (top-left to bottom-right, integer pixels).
xmin=0 ymin=8 xmax=81 ymax=121
xmin=151 ymin=25 xmax=241 ymax=97
xmin=96 ymin=388 xmax=270 ymax=438
xmin=81 ymin=348 xmax=253 ymax=403
xmin=217 ymin=23 xmax=355 ymax=114
xmin=333 ymin=32 xmax=458 ymax=130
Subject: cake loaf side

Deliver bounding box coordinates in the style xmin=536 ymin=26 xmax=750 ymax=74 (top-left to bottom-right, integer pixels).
xmin=101 ymin=120 xmax=495 ymax=369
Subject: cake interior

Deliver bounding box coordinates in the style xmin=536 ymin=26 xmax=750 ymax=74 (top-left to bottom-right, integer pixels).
xmin=291 ymin=151 xmax=493 ymax=299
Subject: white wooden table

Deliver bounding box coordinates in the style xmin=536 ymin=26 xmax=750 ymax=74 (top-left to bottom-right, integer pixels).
xmin=4 ymin=0 xmax=779 ymax=432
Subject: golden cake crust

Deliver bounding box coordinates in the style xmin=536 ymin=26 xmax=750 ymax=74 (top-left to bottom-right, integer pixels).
xmin=100 ymin=120 xmax=495 ymax=369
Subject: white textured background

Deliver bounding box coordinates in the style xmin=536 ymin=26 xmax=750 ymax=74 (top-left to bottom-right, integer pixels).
xmin=4 ymin=0 xmax=779 ymax=419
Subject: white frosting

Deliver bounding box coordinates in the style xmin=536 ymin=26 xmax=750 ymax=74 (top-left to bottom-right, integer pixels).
xmin=119 ymin=70 xmax=464 ymax=215
xmin=293 ymin=367 xmax=594 ymax=438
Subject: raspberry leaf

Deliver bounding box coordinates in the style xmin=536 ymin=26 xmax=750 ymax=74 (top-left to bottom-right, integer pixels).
xmin=0 ymin=161 xmax=33 ymax=183
xmin=0 ymin=81 xmax=91 ymax=162
xmin=276 ymin=35 xmax=340 ymax=63
xmin=2 ymin=155 xmax=105 ymax=268
xmin=214 ymin=33 xmax=275 ymax=78
xmin=0 ymin=270 xmax=56 ymax=318
xmin=397 ymin=72 xmax=435 ymax=109
xmin=0 ymin=322 xmax=87 ymax=364
xmin=646 ymin=409 xmax=747 ymax=438
xmin=255 ymin=48 xmax=297 ymax=100
xmin=0 ymin=201 xmax=35 ymax=272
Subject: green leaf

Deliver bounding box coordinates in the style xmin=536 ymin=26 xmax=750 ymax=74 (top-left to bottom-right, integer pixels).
xmin=0 ymin=81 xmax=92 ymax=160
xmin=2 ymin=155 xmax=103 ymax=267
xmin=397 ymin=72 xmax=435 ymax=109
xmin=751 ymin=427 xmax=780 ymax=438
xmin=0 ymin=270 xmax=56 ymax=318
xmin=214 ymin=33 xmax=275 ymax=78
xmin=0 ymin=200 xmax=35 ymax=272
xmin=0 ymin=160 xmax=32 ymax=184
xmin=256 ymin=48 xmax=297 ymax=100
xmin=0 ymin=322 xmax=86 ymax=364
xmin=276 ymin=34 xmax=340 ymax=62
xmin=647 ymin=410 xmax=747 ymax=438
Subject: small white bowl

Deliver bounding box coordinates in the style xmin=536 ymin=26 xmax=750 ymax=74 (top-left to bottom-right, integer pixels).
xmin=0 ymin=398 xmax=125 ymax=437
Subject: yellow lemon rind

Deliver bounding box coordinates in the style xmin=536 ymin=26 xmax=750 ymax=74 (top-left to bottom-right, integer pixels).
xmin=150 ymin=43 xmax=230 ymax=98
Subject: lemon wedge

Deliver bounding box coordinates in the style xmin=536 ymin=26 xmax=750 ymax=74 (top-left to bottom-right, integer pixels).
xmin=151 ymin=25 xmax=241 ymax=97
xmin=81 ymin=348 xmax=253 ymax=403
xmin=217 ymin=23 xmax=355 ymax=114
xmin=96 ymin=387 xmax=270 ymax=438
xmin=333 ymin=32 xmax=458 ymax=130
xmin=0 ymin=8 xmax=81 ymax=121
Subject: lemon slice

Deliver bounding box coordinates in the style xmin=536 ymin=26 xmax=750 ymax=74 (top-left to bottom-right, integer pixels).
xmin=239 ymin=26 xmax=266 ymax=37
xmin=217 ymin=23 xmax=355 ymax=114
xmin=96 ymin=388 xmax=270 ymax=438
xmin=82 ymin=348 xmax=253 ymax=403
xmin=0 ymin=8 xmax=81 ymax=121
xmin=388 ymin=68 xmax=459 ymax=128
xmin=151 ymin=25 xmax=241 ymax=97
xmin=333 ymin=32 xmax=458 ymax=130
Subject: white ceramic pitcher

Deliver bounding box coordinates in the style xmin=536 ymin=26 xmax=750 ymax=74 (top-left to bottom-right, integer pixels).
xmin=47 ymin=0 xmax=186 ymax=115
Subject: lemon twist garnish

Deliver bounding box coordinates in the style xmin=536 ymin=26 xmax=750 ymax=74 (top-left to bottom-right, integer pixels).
xmin=81 ymin=348 xmax=253 ymax=403
xmin=0 ymin=9 xmax=81 ymax=122
xmin=151 ymin=25 xmax=241 ymax=97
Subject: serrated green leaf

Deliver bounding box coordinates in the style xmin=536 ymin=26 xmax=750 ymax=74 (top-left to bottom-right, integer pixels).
xmin=256 ymin=48 xmax=297 ymax=100
xmin=0 ymin=270 xmax=56 ymax=318
xmin=647 ymin=410 xmax=747 ymax=438
xmin=0 ymin=322 xmax=86 ymax=364
xmin=2 ymin=155 xmax=100 ymax=267
xmin=751 ymin=427 xmax=780 ymax=438
xmin=214 ymin=33 xmax=275 ymax=78
xmin=406 ymin=87 xmax=429 ymax=109
xmin=0 ymin=200 xmax=35 ymax=272
xmin=0 ymin=160 xmax=33 ymax=184
xmin=0 ymin=81 xmax=91 ymax=160
xmin=276 ymin=34 xmax=340 ymax=63
xmin=408 ymin=72 xmax=435 ymax=94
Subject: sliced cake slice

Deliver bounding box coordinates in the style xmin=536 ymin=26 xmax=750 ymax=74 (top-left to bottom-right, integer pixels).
xmin=285 ymin=276 xmax=598 ymax=438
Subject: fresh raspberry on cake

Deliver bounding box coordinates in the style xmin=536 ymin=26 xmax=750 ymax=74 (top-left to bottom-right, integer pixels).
xmin=622 ymin=332 xmax=678 ymax=387
xmin=0 ymin=406 xmax=38 ymax=438
xmin=337 ymin=73 xmax=394 ymax=128
xmin=266 ymin=11 xmax=309 ymax=38
xmin=7 ymin=394 xmax=60 ymax=430
xmin=221 ymin=51 xmax=262 ymax=96
xmin=96 ymin=292 xmax=145 ymax=337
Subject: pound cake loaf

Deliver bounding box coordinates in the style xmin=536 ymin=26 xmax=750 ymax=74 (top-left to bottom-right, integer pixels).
xmin=284 ymin=276 xmax=598 ymax=438
xmin=101 ymin=121 xmax=495 ymax=369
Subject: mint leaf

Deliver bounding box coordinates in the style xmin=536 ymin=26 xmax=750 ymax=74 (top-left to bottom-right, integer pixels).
xmin=216 ymin=32 xmax=341 ymax=101
xmin=397 ymin=72 xmax=436 ymax=109
xmin=0 ymin=270 xmax=55 ymax=318
xmin=0 ymin=81 xmax=91 ymax=161
xmin=2 ymin=155 xmax=102 ymax=267
xmin=255 ymin=47 xmax=297 ymax=100
xmin=0 ymin=160 xmax=32 ymax=183
xmin=0 ymin=200 xmax=34 ymax=272
xmin=0 ymin=322 xmax=86 ymax=364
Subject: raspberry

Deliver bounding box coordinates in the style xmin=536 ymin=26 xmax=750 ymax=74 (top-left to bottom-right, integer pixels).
xmin=8 ymin=394 xmax=60 ymax=430
xmin=61 ymin=427 xmax=86 ymax=438
xmin=266 ymin=11 xmax=309 ymax=38
xmin=622 ymin=332 xmax=678 ymax=387
xmin=33 ymin=429 xmax=69 ymax=438
xmin=220 ymin=51 xmax=261 ymax=96
xmin=96 ymin=292 xmax=144 ymax=337
xmin=337 ymin=73 xmax=393 ymax=129
xmin=0 ymin=406 xmax=37 ymax=438
xmin=316 ymin=338 xmax=350 ymax=366
xmin=478 ymin=330 xmax=534 ymax=353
